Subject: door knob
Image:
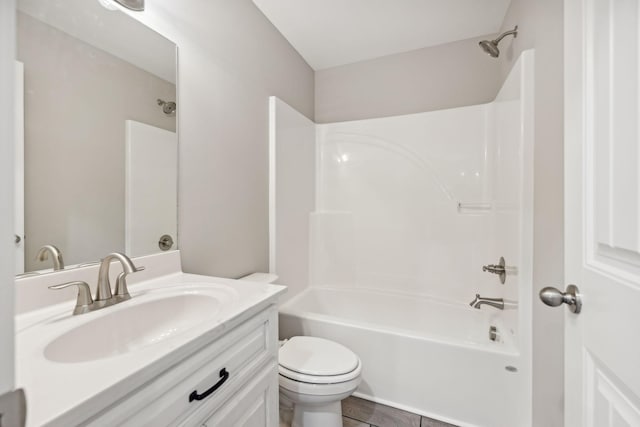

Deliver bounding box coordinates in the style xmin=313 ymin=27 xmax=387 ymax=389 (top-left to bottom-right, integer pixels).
xmin=539 ymin=284 xmax=582 ymax=314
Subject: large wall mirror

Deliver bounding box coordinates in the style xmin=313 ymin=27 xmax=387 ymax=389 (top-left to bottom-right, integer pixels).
xmin=15 ymin=0 xmax=178 ymax=275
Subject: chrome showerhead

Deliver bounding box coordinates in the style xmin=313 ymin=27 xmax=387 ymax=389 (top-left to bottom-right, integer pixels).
xmin=479 ymin=40 xmax=500 ymax=58
xmin=479 ymin=25 xmax=518 ymax=58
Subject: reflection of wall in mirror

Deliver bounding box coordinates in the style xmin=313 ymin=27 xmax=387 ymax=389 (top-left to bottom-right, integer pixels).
xmin=17 ymin=12 xmax=176 ymax=272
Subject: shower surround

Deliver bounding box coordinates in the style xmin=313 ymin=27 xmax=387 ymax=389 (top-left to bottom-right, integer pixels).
xmin=271 ymin=50 xmax=534 ymax=427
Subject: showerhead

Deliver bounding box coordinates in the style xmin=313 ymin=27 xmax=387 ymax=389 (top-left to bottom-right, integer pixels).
xmin=479 ymin=25 xmax=518 ymax=58
xmin=479 ymin=40 xmax=500 ymax=58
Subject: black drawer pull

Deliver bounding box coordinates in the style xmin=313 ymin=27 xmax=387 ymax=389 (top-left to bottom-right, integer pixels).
xmin=189 ymin=368 xmax=229 ymax=402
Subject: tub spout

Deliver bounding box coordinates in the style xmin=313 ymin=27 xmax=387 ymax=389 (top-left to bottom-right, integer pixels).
xmin=469 ymin=294 xmax=504 ymax=310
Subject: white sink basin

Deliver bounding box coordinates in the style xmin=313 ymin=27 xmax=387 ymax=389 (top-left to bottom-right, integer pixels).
xmin=44 ymin=292 xmax=225 ymax=363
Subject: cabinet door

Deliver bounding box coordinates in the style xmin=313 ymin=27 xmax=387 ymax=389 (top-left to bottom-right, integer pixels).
xmin=201 ymin=364 xmax=278 ymax=427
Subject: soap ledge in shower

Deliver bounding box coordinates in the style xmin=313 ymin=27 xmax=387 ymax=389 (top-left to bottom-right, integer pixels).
xmin=457 ymin=202 xmax=492 ymax=214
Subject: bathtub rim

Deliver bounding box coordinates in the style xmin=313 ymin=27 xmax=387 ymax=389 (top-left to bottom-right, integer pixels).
xmin=279 ymin=286 xmax=520 ymax=357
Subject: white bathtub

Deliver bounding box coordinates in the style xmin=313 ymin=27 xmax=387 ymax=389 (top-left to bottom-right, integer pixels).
xmin=279 ymin=287 xmax=524 ymax=427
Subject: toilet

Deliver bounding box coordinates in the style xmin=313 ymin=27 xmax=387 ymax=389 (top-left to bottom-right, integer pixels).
xmin=279 ymin=336 xmax=362 ymax=427
xmin=240 ymin=273 xmax=362 ymax=427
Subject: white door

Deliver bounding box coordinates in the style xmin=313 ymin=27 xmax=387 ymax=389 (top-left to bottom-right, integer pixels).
xmin=14 ymin=61 xmax=24 ymax=274
xmin=563 ymin=0 xmax=640 ymax=426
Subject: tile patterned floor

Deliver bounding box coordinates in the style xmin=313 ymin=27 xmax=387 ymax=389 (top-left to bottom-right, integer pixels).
xmin=341 ymin=396 xmax=459 ymax=427
xmin=279 ymin=396 xmax=458 ymax=427
xmin=343 ymin=416 xmax=370 ymax=427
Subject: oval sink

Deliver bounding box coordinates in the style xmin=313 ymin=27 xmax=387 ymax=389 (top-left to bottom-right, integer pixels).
xmin=44 ymin=293 xmax=222 ymax=363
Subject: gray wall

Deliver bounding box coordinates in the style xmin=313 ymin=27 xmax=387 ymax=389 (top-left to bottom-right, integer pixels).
xmin=17 ymin=12 xmax=176 ymax=271
xmin=314 ymin=35 xmax=502 ymax=123
xmin=497 ymin=1 xmax=565 ymax=426
xmin=132 ymin=0 xmax=315 ymax=278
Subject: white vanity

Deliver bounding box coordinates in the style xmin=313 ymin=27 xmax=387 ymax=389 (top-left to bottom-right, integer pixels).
xmin=15 ymin=251 xmax=285 ymax=426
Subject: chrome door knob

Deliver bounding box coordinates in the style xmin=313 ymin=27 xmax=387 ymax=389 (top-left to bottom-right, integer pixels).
xmin=539 ymin=284 xmax=582 ymax=314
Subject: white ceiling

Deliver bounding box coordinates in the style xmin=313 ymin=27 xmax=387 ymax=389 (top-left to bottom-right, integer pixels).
xmin=252 ymin=0 xmax=512 ymax=70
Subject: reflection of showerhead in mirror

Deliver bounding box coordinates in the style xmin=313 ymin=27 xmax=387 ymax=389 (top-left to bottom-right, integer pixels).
xmin=479 ymin=26 xmax=518 ymax=58
xmin=157 ymin=98 xmax=177 ymax=115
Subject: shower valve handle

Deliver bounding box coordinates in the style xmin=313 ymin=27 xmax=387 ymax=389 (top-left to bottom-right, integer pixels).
xmin=482 ymin=264 xmax=505 ymax=274
xmin=482 ymin=257 xmax=506 ymax=284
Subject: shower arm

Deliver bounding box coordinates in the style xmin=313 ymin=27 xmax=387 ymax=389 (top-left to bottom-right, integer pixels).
xmin=493 ymin=26 xmax=518 ymax=44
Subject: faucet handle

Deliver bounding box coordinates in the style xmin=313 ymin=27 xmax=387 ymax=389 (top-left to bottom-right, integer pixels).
xmin=469 ymin=294 xmax=481 ymax=307
xmin=114 ymin=265 xmax=145 ymax=300
xmin=482 ymin=256 xmax=507 ymax=284
xmin=49 ymin=281 xmax=94 ymax=315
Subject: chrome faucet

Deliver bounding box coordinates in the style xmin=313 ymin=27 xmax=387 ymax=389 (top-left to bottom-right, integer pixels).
xmin=36 ymin=244 xmax=64 ymax=271
xmin=96 ymin=252 xmax=137 ymax=303
xmin=469 ymin=294 xmax=504 ymax=310
xmin=49 ymin=252 xmax=143 ymax=315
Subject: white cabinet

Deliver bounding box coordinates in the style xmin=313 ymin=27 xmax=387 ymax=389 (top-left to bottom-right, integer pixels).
xmin=199 ymin=364 xmax=278 ymax=427
xmin=85 ymin=305 xmax=279 ymax=427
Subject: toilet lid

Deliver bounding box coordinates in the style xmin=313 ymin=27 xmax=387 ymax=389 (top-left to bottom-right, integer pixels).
xmin=279 ymin=336 xmax=359 ymax=376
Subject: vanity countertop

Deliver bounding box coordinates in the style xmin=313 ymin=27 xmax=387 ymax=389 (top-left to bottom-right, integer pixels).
xmin=15 ymin=267 xmax=285 ymax=427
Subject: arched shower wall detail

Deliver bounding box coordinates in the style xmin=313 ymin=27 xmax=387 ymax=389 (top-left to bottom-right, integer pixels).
xmin=314 ymin=102 xmax=497 ymax=301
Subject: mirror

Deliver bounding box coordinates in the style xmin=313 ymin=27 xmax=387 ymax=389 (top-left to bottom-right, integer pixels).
xmin=15 ymin=0 xmax=177 ymax=275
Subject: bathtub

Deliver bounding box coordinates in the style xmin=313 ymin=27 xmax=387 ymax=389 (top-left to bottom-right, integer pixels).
xmin=279 ymin=287 xmax=525 ymax=427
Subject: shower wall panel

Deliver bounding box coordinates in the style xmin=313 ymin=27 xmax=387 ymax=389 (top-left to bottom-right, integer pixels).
xmin=315 ymin=104 xmax=500 ymax=303
xmin=269 ymin=97 xmax=316 ymax=302
xmin=491 ymin=51 xmax=535 ymax=420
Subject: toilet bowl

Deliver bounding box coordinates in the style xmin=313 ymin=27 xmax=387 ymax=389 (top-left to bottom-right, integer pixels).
xmin=238 ymin=273 xmax=362 ymax=427
xmin=279 ymin=336 xmax=362 ymax=427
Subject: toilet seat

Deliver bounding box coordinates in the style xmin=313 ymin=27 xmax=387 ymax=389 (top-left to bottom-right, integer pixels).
xmin=278 ymin=336 xmax=362 ymax=385
xmin=279 ymin=360 xmax=362 ymax=384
